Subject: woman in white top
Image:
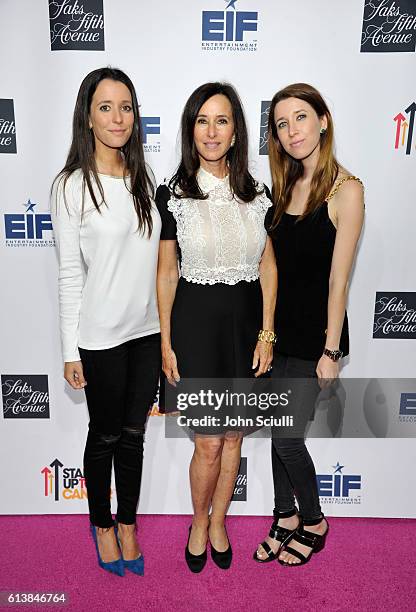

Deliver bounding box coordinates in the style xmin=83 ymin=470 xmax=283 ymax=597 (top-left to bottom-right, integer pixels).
xmin=156 ymin=82 xmax=277 ymax=572
xmin=51 ymin=67 xmax=161 ymax=577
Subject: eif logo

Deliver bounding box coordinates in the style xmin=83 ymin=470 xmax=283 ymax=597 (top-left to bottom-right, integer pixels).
xmin=0 ymin=99 xmax=17 ymax=154
xmin=41 ymin=459 xmax=87 ymax=501
xmin=361 ymin=1 xmax=416 ymax=53
xmin=232 ymin=457 xmax=247 ymax=501
xmin=48 ymin=0 xmax=105 ymax=51
xmin=317 ymin=462 xmax=362 ymax=504
xmin=259 ymin=100 xmax=270 ymax=155
xmin=202 ymin=0 xmax=258 ymax=52
xmin=4 ymin=199 xmax=54 ymax=247
xmin=141 ymin=116 xmax=161 ymax=153
xmin=394 ymin=102 xmax=416 ymax=155
xmin=399 ymin=392 xmax=416 ymax=422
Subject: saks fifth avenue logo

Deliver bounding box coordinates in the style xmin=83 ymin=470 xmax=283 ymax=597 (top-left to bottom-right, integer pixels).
xmin=394 ymin=102 xmax=416 ymax=155
xmin=0 ymin=99 xmax=17 ymax=154
xmin=1 ymin=375 xmax=50 ymax=419
xmin=259 ymin=100 xmax=270 ymax=155
xmin=373 ymin=293 xmax=416 ymax=338
xmin=361 ymin=1 xmax=416 ymax=52
xmin=48 ymin=0 xmax=105 ymax=51
xmin=41 ymin=459 xmax=87 ymax=501
xmin=231 ymin=457 xmax=247 ymax=501
xmin=202 ymin=0 xmax=258 ymax=52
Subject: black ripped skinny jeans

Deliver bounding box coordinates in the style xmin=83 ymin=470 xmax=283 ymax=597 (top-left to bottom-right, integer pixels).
xmin=271 ymin=352 xmax=323 ymax=524
xmin=79 ymin=334 xmax=161 ymax=528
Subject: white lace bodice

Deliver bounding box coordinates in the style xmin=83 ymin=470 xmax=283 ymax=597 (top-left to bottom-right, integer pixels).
xmin=166 ymin=167 xmax=271 ymax=285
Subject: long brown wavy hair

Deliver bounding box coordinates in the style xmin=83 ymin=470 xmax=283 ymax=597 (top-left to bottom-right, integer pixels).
xmin=53 ymin=67 xmax=154 ymax=237
xmin=267 ymin=83 xmax=339 ymax=229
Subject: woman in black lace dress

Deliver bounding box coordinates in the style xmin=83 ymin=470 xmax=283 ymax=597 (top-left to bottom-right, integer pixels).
xmin=156 ymin=82 xmax=277 ymax=572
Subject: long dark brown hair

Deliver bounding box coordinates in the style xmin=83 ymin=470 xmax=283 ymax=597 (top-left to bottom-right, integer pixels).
xmin=53 ymin=67 xmax=154 ymax=236
xmin=267 ymin=83 xmax=339 ymax=229
xmin=170 ymin=82 xmax=261 ymax=202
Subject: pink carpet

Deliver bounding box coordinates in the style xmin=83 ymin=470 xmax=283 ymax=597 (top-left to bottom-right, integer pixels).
xmin=1 ymin=515 xmax=415 ymax=611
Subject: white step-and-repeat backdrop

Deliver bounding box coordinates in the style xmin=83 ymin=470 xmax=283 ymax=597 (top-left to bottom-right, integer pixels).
xmin=1 ymin=0 xmax=415 ymax=517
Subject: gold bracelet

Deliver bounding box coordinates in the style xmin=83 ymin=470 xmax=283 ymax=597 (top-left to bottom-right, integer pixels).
xmin=258 ymin=329 xmax=277 ymax=345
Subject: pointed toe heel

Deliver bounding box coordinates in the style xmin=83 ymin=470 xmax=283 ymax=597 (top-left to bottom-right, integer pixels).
xmin=123 ymin=555 xmax=144 ymax=576
xmin=114 ymin=522 xmax=144 ymax=576
xmin=90 ymin=525 xmax=124 ymax=577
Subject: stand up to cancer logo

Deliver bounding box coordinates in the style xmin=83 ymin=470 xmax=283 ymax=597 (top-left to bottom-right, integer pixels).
xmin=394 ymin=102 xmax=416 ymax=155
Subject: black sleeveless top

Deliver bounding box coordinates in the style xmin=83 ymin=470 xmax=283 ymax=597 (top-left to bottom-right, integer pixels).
xmin=265 ymin=203 xmax=349 ymax=361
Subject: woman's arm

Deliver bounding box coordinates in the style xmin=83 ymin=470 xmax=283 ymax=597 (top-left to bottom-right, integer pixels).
xmin=317 ymin=179 xmax=364 ymax=380
xmin=253 ymin=236 xmax=277 ymax=377
xmin=157 ymin=240 xmax=180 ymax=385
xmin=51 ymin=176 xmax=86 ymax=389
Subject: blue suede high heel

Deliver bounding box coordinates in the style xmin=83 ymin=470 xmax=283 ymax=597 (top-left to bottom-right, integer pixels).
xmin=90 ymin=524 xmax=125 ymax=577
xmin=122 ymin=554 xmax=145 ymax=576
xmin=115 ymin=522 xmax=144 ymax=576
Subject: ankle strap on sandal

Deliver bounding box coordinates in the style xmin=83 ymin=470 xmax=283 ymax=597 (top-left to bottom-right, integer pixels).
xmin=292 ymin=526 xmax=322 ymax=548
xmin=273 ymin=508 xmax=298 ymax=520
xmin=301 ymin=514 xmax=325 ymax=527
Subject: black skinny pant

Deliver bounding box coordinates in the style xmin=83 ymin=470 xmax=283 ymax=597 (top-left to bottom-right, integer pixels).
xmin=271 ymin=352 xmax=323 ymax=523
xmin=79 ymin=334 xmax=161 ymax=528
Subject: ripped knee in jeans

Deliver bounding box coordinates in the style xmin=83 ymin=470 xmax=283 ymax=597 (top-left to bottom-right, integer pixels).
xmin=121 ymin=425 xmax=145 ymax=436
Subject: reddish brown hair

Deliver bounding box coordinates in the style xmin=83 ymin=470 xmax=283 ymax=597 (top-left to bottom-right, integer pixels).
xmin=267 ymin=83 xmax=339 ymax=229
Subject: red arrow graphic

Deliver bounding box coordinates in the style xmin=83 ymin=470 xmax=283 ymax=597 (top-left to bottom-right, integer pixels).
xmin=41 ymin=467 xmax=51 ymax=496
xmin=394 ymin=112 xmax=405 ymax=149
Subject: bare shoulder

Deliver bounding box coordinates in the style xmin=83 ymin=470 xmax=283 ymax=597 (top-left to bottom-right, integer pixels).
xmin=336 ymin=178 xmax=364 ymax=201
xmin=328 ymin=169 xmax=364 ymax=228
xmin=333 ymin=185 xmax=364 ymax=235
xmin=331 ymin=167 xmax=364 ymax=205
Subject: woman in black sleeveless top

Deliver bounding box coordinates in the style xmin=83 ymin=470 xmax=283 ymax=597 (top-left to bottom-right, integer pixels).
xmin=254 ymin=83 xmax=364 ymax=566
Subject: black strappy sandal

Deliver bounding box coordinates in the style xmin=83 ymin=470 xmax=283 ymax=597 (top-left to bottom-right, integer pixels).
xmin=253 ymin=515 xmax=299 ymax=564
xmin=278 ymin=519 xmax=329 ymax=567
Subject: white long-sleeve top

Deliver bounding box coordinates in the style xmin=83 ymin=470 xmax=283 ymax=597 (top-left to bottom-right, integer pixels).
xmin=51 ymin=170 xmax=161 ymax=362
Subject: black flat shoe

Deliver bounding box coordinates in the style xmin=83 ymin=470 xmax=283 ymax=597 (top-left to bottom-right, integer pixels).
xmin=185 ymin=525 xmax=207 ymax=573
xmin=253 ymin=519 xmax=298 ymax=564
xmin=210 ymin=526 xmax=232 ymax=570
xmin=278 ymin=519 xmax=329 ymax=567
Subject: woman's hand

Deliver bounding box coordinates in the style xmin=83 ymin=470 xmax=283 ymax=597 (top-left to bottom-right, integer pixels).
xmin=162 ymin=344 xmax=180 ymax=386
xmin=252 ymin=341 xmax=274 ymax=378
xmin=316 ymin=354 xmax=339 ymax=389
xmin=64 ymin=361 xmax=87 ymax=390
